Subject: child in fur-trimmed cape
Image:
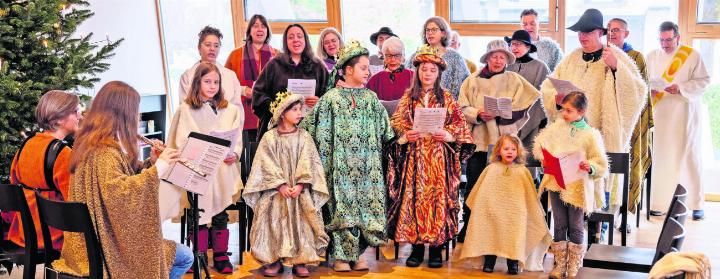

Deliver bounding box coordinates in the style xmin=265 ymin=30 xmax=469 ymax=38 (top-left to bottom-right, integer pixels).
xmin=456 ymin=134 xmax=552 ymax=275
xmin=533 ymin=91 xmax=609 ymax=278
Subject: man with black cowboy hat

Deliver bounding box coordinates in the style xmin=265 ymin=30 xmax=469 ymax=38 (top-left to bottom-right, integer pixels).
xmin=369 ymin=27 xmax=398 ymax=68
xmin=539 ymin=8 xmax=646 ymax=278
xmin=506 ymin=29 xmax=549 ymax=89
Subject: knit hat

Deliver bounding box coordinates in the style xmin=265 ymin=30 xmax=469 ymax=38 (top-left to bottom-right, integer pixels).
xmin=567 ymin=9 xmax=607 ymax=35
xmin=504 ymin=30 xmax=538 ymax=53
xmin=412 ymin=44 xmax=447 ymax=71
xmin=326 ymin=40 xmax=370 ymax=90
xmin=269 ymin=91 xmax=305 ymax=128
xmin=480 ymin=39 xmax=516 ymax=65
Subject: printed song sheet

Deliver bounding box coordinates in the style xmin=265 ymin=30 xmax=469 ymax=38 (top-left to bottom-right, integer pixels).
xmin=287 ymin=79 xmax=316 ymax=115
xmin=162 ymin=132 xmax=230 ymax=195
xmin=412 ymin=107 xmax=446 ymax=134
xmin=484 ymin=96 xmax=512 ymax=119
xmin=209 ymin=127 xmax=240 ymax=158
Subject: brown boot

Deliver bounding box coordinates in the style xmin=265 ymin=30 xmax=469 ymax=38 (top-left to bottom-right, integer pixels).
xmin=548 ymin=241 xmax=567 ymax=279
xmin=566 ymin=242 xmax=585 ymax=278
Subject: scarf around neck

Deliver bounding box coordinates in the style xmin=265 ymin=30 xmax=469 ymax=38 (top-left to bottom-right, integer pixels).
xmin=479 ymin=66 xmax=505 ymax=79
xmin=242 ymin=41 xmax=273 ymax=86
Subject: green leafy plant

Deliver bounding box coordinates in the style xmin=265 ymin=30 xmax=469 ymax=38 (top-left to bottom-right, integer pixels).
xmin=0 ymin=0 xmax=122 ymax=182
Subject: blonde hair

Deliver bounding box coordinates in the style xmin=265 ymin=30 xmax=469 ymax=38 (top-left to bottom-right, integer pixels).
xmin=316 ymin=27 xmax=344 ymax=60
xmin=185 ymin=62 xmax=228 ymax=110
xmin=70 ymin=81 xmax=141 ymax=173
xmin=489 ymin=134 xmax=526 ymax=164
xmin=35 ymin=90 xmax=80 ymax=131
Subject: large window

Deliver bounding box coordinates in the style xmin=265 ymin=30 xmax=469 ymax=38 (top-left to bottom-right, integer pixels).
xmin=340 ymin=0 xmax=434 ymax=57
xmin=158 ymin=0 xmax=236 ymax=110
xmin=696 ymin=0 xmax=720 ymax=23
xmin=450 ymin=0 xmax=550 ymax=23
xmin=694 ymin=39 xmax=720 ymax=160
xmin=564 ymin=0 xmax=678 ymax=54
xmin=244 ymin=0 xmax=328 ymax=22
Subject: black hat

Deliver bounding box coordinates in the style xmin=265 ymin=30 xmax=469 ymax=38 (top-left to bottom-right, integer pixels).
xmin=567 ymin=9 xmax=607 ymax=35
xmin=504 ymin=30 xmax=537 ymax=53
xmin=370 ymin=27 xmax=398 ymax=45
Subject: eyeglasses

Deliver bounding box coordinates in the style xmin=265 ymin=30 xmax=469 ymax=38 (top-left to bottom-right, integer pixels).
xmin=425 ymin=27 xmax=441 ymax=34
xmin=384 ymin=53 xmax=403 ymax=59
xmin=659 ymin=36 xmax=677 ymax=43
xmin=510 ymin=42 xmax=526 ymax=47
xmin=608 ymin=28 xmax=626 ymax=33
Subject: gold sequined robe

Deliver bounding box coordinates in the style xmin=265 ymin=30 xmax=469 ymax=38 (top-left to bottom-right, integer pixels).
xmin=242 ymin=129 xmax=329 ymax=265
xmin=458 ymin=162 xmax=552 ymax=271
xmin=386 ymin=90 xmax=474 ymax=246
xmin=53 ymin=146 xmax=175 ymax=278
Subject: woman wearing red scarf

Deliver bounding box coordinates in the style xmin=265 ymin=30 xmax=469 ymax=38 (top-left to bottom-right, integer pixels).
xmin=225 ymin=14 xmax=278 ymax=141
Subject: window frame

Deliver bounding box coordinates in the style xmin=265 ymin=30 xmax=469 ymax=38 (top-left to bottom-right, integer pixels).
xmin=435 ymin=0 xmax=565 ymax=47
xmin=230 ymin=0 xmax=342 ymax=47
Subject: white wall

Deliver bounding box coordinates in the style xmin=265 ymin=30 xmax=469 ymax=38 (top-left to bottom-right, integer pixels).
xmin=75 ymin=0 xmax=167 ymax=96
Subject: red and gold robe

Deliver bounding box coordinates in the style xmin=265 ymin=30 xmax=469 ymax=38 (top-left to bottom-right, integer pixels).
xmin=386 ymin=90 xmax=474 ymax=246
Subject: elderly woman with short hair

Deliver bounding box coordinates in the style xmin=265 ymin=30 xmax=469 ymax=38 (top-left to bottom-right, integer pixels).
xmin=366 ymin=36 xmax=413 ymax=114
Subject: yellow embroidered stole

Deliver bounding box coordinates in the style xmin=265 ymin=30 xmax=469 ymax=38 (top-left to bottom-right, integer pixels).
xmin=653 ymin=45 xmax=693 ymax=106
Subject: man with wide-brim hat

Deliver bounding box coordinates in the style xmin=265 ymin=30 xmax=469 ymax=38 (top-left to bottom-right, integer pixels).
xmin=369 ymin=27 xmax=398 ymax=67
xmin=457 ymin=39 xmax=541 ymax=244
xmin=538 ymin=8 xmax=647 ymax=278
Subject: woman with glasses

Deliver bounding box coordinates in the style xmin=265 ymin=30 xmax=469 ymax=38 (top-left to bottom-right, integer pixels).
xmin=366 ymin=36 xmax=413 ymax=115
xmin=407 ymin=16 xmax=470 ymax=100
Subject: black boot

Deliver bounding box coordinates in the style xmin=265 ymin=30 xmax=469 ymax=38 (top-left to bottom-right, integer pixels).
xmin=507 ymin=259 xmax=519 ymax=275
xmin=457 ymin=205 xmax=471 ymax=243
xmin=405 ymin=244 xmax=425 ymax=267
xmin=427 ymin=245 xmax=443 ymax=268
xmin=483 ymin=255 xmax=497 ymax=273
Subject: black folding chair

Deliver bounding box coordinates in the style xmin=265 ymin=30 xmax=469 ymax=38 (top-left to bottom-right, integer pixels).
xmin=0 ymin=184 xmax=42 ymax=279
xmin=35 ymin=193 xmax=103 ymax=278
xmin=588 ymin=152 xmax=630 ymax=246
xmin=583 ymin=199 xmax=688 ymax=273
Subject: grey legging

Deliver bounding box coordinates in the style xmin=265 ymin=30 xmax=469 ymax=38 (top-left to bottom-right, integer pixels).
xmin=549 ymin=191 xmax=584 ymax=244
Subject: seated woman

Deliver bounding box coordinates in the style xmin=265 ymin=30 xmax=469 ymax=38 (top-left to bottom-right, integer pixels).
xmin=3 ymin=90 xmax=81 ymax=252
xmin=52 ymin=81 xmax=193 ymax=279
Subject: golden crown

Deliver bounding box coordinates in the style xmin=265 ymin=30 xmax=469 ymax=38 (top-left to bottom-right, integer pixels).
xmin=270 ymin=91 xmax=293 ymax=114
xmin=334 ymin=39 xmax=369 ymax=68
xmin=415 ymin=44 xmax=440 ymax=56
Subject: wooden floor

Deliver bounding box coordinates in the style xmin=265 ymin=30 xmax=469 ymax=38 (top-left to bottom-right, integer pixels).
xmin=161 ymin=202 xmax=720 ymax=278
xmin=4 ymin=202 xmax=717 ymax=278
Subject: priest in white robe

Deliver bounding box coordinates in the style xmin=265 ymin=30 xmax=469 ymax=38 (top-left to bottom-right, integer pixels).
xmin=646 ymin=21 xmax=710 ymax=220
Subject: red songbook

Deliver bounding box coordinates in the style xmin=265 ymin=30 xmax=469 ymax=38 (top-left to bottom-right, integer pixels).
xmin=542 ymin=147 xmax=566 ymax=189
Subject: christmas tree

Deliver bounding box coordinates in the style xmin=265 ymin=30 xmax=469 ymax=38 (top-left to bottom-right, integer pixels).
xmin=0 ymin=0 xmax=122 ymax=181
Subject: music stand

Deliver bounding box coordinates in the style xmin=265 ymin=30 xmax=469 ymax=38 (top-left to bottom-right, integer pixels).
xmin=186 ymin=192 xmax=211 ymax=279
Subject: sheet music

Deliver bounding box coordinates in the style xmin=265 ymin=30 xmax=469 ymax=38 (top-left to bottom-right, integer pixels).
xmin=209 ymin=127 xmax=240 ymax=158
xmin=162 ymin=132 xmax=230 ymax=195
xmin=287 ymin=79 xmax=316 ymax=116
xmin=559 ymin=151 xmax=588 ymax=186
xmin=484 ymin=95 xmax=512 ymax=119
xmin=549 ymin=78 xmax=582 ymax=100
xmin=412 ymin=107 xmax=446 ymax=134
